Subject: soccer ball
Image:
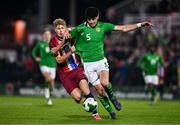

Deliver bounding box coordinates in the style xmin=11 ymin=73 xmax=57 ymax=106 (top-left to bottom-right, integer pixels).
xmin=83 ymin=97 xmax=98 ymax=112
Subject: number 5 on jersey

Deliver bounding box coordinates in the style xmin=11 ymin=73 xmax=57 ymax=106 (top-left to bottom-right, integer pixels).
xmin=86 ymin=34 xmax=91 ymax=41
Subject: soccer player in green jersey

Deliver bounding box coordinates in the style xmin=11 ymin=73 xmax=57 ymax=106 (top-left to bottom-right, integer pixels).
xmin=138 ymin=45 xmax=164 ymax=104
xmin=32 ymin=27 xmax=56 ymax=106
xmin=69 ymin=6 xmax=153 ymax=119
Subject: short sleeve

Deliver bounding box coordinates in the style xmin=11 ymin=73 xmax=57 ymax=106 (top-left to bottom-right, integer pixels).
xmin=70 ymin=28 xmax=78 ymax=39
xmin=103 ymin=23 xmax=115 ymax=32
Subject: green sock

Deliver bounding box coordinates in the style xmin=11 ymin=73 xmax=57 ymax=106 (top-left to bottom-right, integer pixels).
xmin=48 ymin=83 xmax=53 ymax=97
xmin=44 ymin=81 xmax=49 ymax=88
xmin=105 ymin=82 xmax=114 ymax=100
xmin=98 ymin=95 xmax=114 ymax=113
xmin=148 ymin=87 xmax=153 ymax=101
xmin=149 ymin=86 xmax=157 ymax=102
xmin=151 ymin=86 xmax=157 ymax=101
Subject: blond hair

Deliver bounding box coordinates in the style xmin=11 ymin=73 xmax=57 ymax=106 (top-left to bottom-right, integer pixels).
xmin=53 ymin=18 xmax=66 ymax=27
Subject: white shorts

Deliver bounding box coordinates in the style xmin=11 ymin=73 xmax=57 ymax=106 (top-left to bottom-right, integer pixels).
xmin=40 ymin=66 xmax=56 ymax=79
xmin=83 ymin=58 xmax=109 ymax=86
xmin=144 ymin=75 xmax=159 ymax=85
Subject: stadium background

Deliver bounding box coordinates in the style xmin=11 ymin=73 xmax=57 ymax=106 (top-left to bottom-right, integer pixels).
xmin=0 ymin=0 xmax=179 ymax=100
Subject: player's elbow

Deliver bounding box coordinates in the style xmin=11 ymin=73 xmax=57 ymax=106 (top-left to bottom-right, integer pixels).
xmin=115 ymin=26 xmax=129 ymax=32
xmin=120 ymin=28 xmax=130 ymax=32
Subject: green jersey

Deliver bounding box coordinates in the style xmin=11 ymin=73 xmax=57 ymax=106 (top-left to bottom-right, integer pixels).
xmin=70 ymin=22 xmax=115 ymax=62
xmin=32 ymin=41 xmax=56 ymax=67
xmin=138 ymin=53 xmax=164 ymax=75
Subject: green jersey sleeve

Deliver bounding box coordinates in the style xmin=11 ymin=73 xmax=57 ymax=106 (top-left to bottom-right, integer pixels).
xmin=70 ymin=24 xmax=84 ymax=39
xmin=70 ymin=28 xmax=77 ymax=39
xmin=103 ymin=22 xmax=115 ymax=32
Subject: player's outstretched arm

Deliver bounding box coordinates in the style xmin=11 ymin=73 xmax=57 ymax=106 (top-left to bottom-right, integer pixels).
xmin=114 ymin=21 xmax=153 ymax=32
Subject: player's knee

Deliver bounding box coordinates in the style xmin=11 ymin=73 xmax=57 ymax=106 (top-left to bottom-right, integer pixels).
xmin=48 ymin=77 xmax=53 ymax=82
xmin=47 ymin=77 xmax=54 ymax=83
xmin=101 ymin=80 xmax=108 ymax=87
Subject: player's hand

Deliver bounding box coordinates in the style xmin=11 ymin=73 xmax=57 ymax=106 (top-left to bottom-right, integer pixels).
xmin=141 ymin=21 xmax=154 ymax=28
xmin=35 ymin=57 xmax=41 ymax=62
xmin=70 ymin=46 xmax=75 ymax=53
xmin=64 ymin=29 xmax=71 ymax=39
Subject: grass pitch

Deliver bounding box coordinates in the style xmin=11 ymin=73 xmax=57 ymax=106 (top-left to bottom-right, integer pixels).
xmin=0 ymin=96 xmax=180 ymax=124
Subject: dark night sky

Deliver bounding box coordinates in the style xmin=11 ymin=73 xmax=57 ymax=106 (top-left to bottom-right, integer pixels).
xmin=0 ymin=0 xmax=121 ymax=27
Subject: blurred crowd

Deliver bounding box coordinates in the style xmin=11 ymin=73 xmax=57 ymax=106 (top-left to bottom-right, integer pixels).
xmin=105 ymin=29 xmax=179 ymax=92
xmin=146 ymin=0 xmax=180 ymax=14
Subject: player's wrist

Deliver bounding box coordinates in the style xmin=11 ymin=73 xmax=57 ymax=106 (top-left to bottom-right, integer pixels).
xmin=136 ymin=23 xmax=142 ymax=28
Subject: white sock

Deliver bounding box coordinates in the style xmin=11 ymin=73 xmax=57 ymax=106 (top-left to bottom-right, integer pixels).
xmin=44 ymin=88 xmax=50 ymax=99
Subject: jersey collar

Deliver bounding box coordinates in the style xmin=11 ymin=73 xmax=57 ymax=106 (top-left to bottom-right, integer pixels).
xmin=85 ymin=22 xmax=98 ymax=28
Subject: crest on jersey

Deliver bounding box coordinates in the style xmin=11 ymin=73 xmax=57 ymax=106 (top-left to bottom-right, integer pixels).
xmin=96 ymin=28 xmax=101 ymax=32
xmin=45 ymin=47 xmax=50 ymax=53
